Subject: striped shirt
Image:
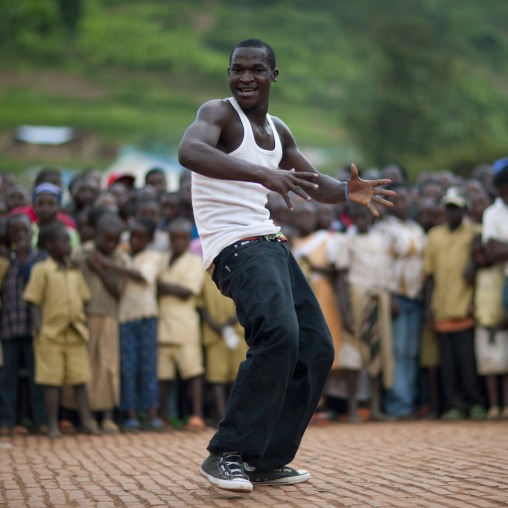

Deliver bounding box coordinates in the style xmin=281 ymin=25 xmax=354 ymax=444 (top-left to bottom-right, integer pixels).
xmin=73 ymin=243 xmax=130 ymax=318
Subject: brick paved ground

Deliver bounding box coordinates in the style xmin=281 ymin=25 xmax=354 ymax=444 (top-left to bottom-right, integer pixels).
xmin=1 ymin=421 xmax=508 ymax=507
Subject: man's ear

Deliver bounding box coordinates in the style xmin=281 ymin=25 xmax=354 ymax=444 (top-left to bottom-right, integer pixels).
xmin=272 ymin=68 xmax=279 ymax=83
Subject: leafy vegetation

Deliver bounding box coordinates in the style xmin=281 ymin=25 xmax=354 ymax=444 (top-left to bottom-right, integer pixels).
xmin=1 ymin=0 xmax=507 ymax=178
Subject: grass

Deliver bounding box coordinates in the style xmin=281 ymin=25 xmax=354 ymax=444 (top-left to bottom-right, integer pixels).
xmin=0 ymin=66 xmax=351 ymax=175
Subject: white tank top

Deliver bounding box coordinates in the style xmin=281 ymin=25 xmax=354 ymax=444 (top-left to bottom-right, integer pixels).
xmin=192 ymin=96 xmax=283 ymax=269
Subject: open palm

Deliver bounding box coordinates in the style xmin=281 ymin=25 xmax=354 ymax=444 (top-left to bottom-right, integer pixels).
xmin=347 ymin=164 xmax=395 ymax=217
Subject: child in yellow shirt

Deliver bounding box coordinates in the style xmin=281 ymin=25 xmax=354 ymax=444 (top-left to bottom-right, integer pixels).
xmin=23 ymin=221 xmax=99 ymax=438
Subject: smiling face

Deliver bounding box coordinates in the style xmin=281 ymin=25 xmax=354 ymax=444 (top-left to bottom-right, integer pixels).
xmin=228 ymin=47 xmax=278 ymax=111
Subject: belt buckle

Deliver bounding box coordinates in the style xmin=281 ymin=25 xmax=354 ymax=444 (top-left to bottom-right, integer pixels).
xmin=264 ymin=234 xmax=278 ymax=241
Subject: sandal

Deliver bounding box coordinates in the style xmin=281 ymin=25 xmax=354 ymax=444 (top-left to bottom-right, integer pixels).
xmin=122 ymin=418 xmax=141 ymax=433
xmin=469 ymin=404 xmax=486 ymax=420
xmin=11 ymin=425 xmax=29 ymax=435
xmin=183 ymin=415 xmax=206 ymax=431
xmin=59 ymin=419 xmax=77 ymax=435
xmin=101 ymin=419 xmax=120 ymax=434
xmin=309 ymin=411 xmax=333 ymax=426
xmin=143 ymin=418 xmax=165 ymax=432
xmin=486 ymin=406 xmax=500 ymax=420
xmin=37 ymin=425 xmax=49 ymax=435
xmin=80 ymin=420 xmax=102 ymax=435
xmin=441 ymin=408 xmax=464 ymax=421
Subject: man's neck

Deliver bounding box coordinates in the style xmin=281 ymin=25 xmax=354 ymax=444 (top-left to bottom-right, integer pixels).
xmin=236 ymin=98 xmax=270 ymax=127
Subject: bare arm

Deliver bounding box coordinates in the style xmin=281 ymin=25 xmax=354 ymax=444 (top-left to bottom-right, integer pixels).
xmin=301 ymin=255 xmax=337 ymax=280
xmin=102 ymin=259 xmax=145 ymax=282
xmin=274 ymin=118 xmax=395 ymax=216
xmin=178 ymin=100 xmax=325 ymax=209
xmin=87 ymin=251 xmax=120 ymax=298
xmin=199 ymin=307 xmax=238 ymax=334
xmin=199 ymin=308 xmax=223 ymax=335
xmin=157 ymin=280 xmax=192 ymax=300
xmin=485 ymin=239 xmax=508 ymax=263
xmin=30 ymin=304 xmax=42 ymax=337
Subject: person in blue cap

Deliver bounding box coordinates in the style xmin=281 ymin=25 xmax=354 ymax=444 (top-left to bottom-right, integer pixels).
xmin=480 ymin=158 xmax=508 ymax=419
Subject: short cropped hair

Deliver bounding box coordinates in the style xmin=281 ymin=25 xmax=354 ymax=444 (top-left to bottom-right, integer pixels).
xmin=230 ymin=38 xmax=276 ymax=70
xmin=87 ymin=206 xmax=115 ymax=228
xmin=38 ymin=220 xmax=66 ymax=250
xmin=34 ymin=167 xmax=62 ymax=187
xmin=168 ymin=217 xmax=193 ymax=235
xmin=133 ymin=217 xmax=157 ymax=239
xmin=145 ymin=167 xmax=165 ymax=182
xmin=96 ymin=213 xmax=124 ymax=234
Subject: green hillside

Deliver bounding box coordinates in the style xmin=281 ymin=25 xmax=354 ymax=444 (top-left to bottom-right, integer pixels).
xmin=1 ymin=0 xmax=508 ymax=178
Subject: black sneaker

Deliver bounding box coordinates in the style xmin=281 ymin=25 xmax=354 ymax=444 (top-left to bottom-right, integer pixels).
xmin=244 ymin=465 xmax=311 ymax=485
xmin=200 ymin=452 xmax=253 ymax=493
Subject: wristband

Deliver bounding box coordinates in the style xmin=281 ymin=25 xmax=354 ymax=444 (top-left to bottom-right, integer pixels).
xmin=345 ymin=183 xmax=352 ymax=204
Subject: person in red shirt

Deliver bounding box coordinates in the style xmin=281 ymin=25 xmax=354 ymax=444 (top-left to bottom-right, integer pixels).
xmin=8 ymin=167 xmax=76 ymax=229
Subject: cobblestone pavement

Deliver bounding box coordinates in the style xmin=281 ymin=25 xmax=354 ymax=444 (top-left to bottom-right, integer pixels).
xmin=1 ymin=421 xmax=508 ymax=507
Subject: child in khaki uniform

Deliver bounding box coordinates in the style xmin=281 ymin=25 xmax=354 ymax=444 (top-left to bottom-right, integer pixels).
xmin=198 ymin=274 xmax=248 ymax=421
xmin=61 ymin=214 xmax=128 ymax=433
xmin=157 ymin=219 xmax=205 ymax=430
xmin=23 ymin=221 xmax=99 ymax=438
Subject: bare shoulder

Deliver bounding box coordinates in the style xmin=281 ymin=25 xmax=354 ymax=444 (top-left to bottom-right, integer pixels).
xmin=270 ymin=115 xmax=296 ymax=147
xmin=196 ymin=99 xmax=237 ymax=126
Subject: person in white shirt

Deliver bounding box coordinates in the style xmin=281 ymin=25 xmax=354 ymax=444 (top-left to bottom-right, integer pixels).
xmin=375 ymin=183 xmax=426 ymax=419
xmin=178 ymin=38 xmax=394 ymax=493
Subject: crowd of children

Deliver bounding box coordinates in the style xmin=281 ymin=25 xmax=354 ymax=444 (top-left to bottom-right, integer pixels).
xmin=0 ymin=160 xmax=507 ymax=437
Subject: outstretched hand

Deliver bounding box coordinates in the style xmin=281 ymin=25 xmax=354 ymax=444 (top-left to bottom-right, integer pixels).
xmin=347 ymin=164 xmax=395 ymax=217
xmin=262 ymin=168 xmax=319 ymax=210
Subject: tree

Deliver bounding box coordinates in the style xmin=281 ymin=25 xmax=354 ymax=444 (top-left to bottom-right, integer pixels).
xmin=57 ymin=0 xmax=82 ymax=38
xmin=344 ymin=9 xmax=464 ymax=167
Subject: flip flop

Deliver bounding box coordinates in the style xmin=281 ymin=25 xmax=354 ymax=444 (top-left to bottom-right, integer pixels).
xmin=101 ymin=419 xmax=120 ymax=434
xmin=59 ymin=419 xmax=77 ymax=435
xmin=183 ymin=415 xmax=206 ymax=431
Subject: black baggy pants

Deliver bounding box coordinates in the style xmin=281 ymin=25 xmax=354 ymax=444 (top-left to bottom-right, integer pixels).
xmin=208 ymin=238 xmax=335 ymax=469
